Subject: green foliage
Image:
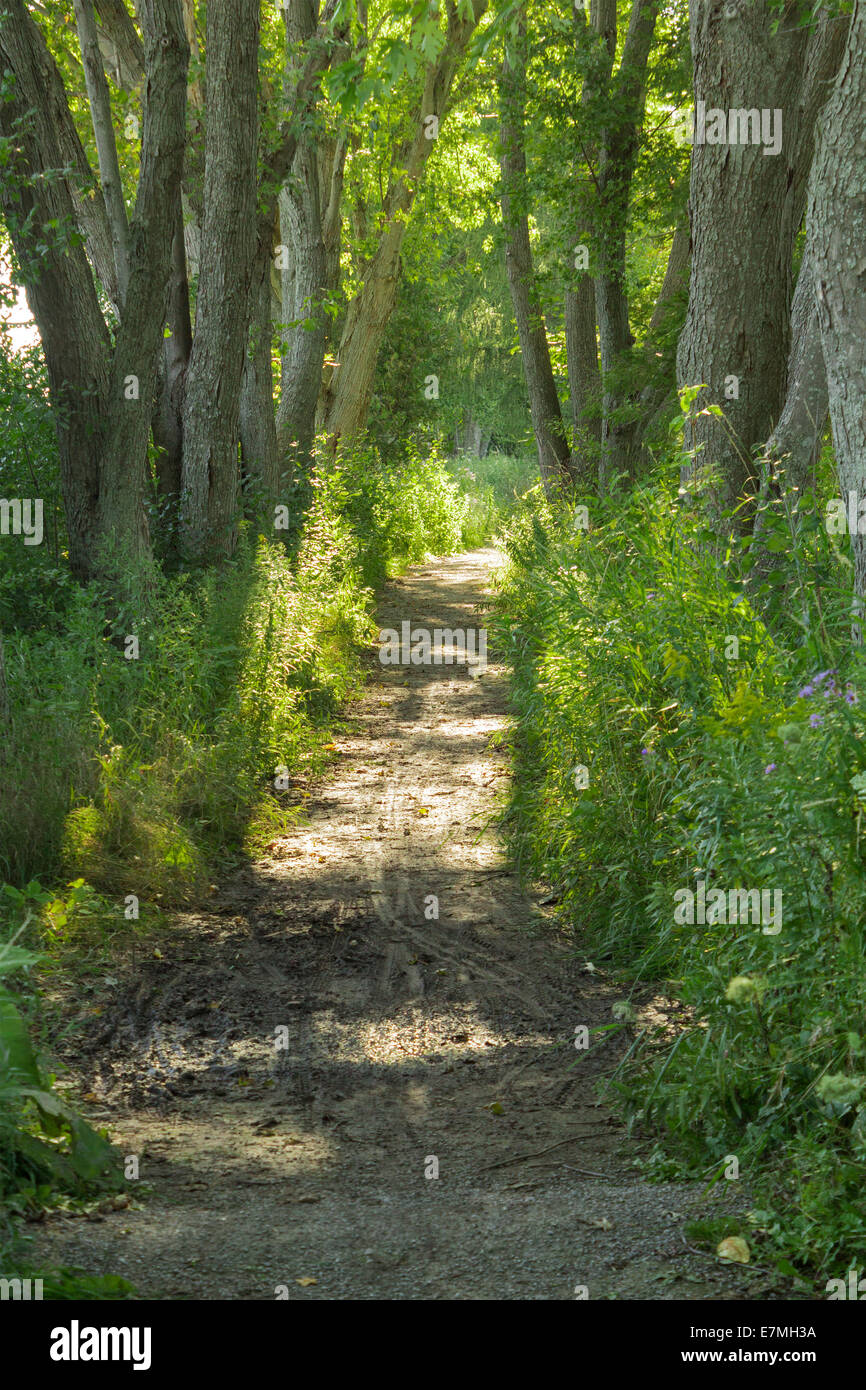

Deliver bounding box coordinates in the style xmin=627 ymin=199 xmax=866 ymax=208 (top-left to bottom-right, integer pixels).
xmin=0 ymin=883 xmax=121 ymax=1276
xmin=494 ymin=453 xmax=866 ymax=1277
xmin=0 ymin=437 xmax=481 ymax=897
xmin=0 ymin=423 xmax=494 ymax=1278
xmin=0 ymin=345 xmax=72 ymax=632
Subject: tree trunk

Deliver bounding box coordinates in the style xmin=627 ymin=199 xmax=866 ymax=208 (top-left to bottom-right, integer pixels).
xmin=0 ymin=0 xmax=188 ymax=582
xmin=752 ymin=9 xmax=850 ymax=540
xmin=789 ymin=8 xmax=850 ymax=243
xmin=95 ymin=0 xmax=189 ymax=562
xmin=563 ymin=0 xmax=615 ymax=484
xmin=323 ymin=0 xmax=487 ymax=447
xmin=594 ymin=0 xmax=659 ymax=488
xmin=648 ymin=213 xmax=690 ymax=338
xmin=36 ymin=8 xmax=120 ymax=311
xmin=240 ymin=235 xmax=281 ymax=513
xmin=676 ymin=1 xmax=809 ymax=513
xmin=152 ymin=181 xmax=193 ymax=525
xmin=276 ymin=0 xmax=328 ymax=463
xmin=73 ymin=0 xmax=130 ymax=306
xmin=180 ymin=0 xmax=260 ymax=562
xmin=760 ymin=233 xmax=828 ymax=498
xmin=809 ymin=0 xmax=866 ymax=603
xmin=94 ymin=0 xmax=145 ymax=89
xmin=0 ymin=0 xmax=109 ymax=577
xmin=630 ymin=211 xmax=691 ymax=459
xmin=277 ymin=145 xmax=327 ymax=461
xmin=500 ymin=15 xmax=572 ymax=498
xmin=565 ymin=277 xmax=601 ymax=478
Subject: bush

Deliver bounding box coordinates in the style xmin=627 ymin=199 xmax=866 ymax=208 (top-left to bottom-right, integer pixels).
xmin=493 ymin=454 xmax=866 ymax=1278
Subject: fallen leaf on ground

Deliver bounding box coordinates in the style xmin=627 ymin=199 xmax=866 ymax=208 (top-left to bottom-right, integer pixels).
xmin=717 ymin=1236 xmax=750 ymax=1264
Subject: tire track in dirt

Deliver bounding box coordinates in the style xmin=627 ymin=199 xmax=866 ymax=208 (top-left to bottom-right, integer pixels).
xmin=32 ymin=549 xmax=779 ymax=1300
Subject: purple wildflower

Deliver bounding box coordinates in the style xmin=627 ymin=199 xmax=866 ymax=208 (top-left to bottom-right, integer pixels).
xmin=809 ymin=713 xmax=823 ymax=729
xmin=846 ymin=686 xmax=858 ymax=705
xmin=764 ymin=763 xmax=777 ymax=774
xmin=798 ymin=685 xmax=815 ymax=698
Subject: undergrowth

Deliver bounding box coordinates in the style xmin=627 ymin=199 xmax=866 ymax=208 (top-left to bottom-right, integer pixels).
xmin=0 ymin=417 xmax=499 ymax=1291
xmin=494 ymin=435 xmax=866 ymax=1285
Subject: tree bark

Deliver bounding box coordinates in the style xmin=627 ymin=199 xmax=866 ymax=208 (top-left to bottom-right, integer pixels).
xmin=752 ymin=10 xmax=850 ymax=538
xmin=648 ymin=213 xmax=690 ymax=338
xmin=31 ymin=6 xmax=121 ymax=310
xmin=500 ymin=15 xmax=572 ymax=498
xmin=0 ymin=0 xmax=110 ymax=578
xmin=94 ymin=0 xmax=189 ymax=562
xmin=789 ymin=8 xmax=850 ymax=243
xmin=676 ymin=0 xmax=810 ymax=513
xmin=152 ymin=180 xmax=193 ymax=523
xmin=565 ymin=276 xmax=601 ymax=469
xmin=594 ymin=0 xmax=659 ymax=487
xmin=94 ymin=0 xmax=145 ymax=89
xmin=180 ymin=0 xmax=260 ymax=562
xmin=760 ymin=232 xmax=828 ymax=499
xmin=73 ymin=0 xmax=130 ymax=306
xmin=240 ymin=230 xmax=281 ymax=512
xmin=563 ymin=0 xmax=615 ymax=479
xmin=809 ymin=0 xmax=866 ymax=603
xmin=276 ymin=0 xmax=328 ymax=464
xmin=277 ymin=149 xmax=327 ymax=461
xmin=0 ymin=0 xmax=188 ymax=581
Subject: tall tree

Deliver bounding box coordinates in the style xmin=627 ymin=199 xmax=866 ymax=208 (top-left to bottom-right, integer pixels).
xmin=757 ymin=8 xmax=849 ymax=513
xmin=180 ymin=0 xmax=260 ymax=562
xmin=322 ymin=0 xmax=488 ymax=449
xmin=564 ymin=0 xmax=616 ymax=478
xmin=809 ymin=0 xmax=866 ymax=603
xmin=676 ymin=0 xmax=809 ymax=513
xmin=0 ymin=0 xmax=189 ymax=582
xmin=73 ymin=0 xmax=130 ymax=307
xmin=500 ymin=11 xmax=572 ymax=498
xmin=593 ymin=0 xmax=659 ymax=487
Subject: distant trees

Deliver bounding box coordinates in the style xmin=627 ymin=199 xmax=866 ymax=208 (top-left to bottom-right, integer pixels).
xmin=0 ymin=0 xmax=188 ymax=581
xmin=1 ymin=0 xmax=864 ymax=587
xmin=0 ymin=0 xmax=486 ymax=578
xmin=499 ymin=11 xmax=573 ymax=497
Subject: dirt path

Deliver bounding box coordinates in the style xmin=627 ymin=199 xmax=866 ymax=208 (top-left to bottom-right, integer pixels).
xmin=32 ymin=550 xmax=776 ymax=1300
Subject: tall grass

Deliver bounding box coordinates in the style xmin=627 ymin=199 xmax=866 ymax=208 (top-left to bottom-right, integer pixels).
xmin=493 ymin=452 xmax=866 ymax=1279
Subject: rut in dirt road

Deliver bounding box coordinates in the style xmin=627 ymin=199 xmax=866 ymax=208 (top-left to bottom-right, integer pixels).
xmin=33 ymin=549 xmax=769 ymax=1300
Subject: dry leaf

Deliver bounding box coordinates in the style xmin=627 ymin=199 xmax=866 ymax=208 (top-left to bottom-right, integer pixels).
xmin=717 ymin=1236 xmax=750 ymax=1264
xmin=296 ymin=1277 xmax=318 ymax=1287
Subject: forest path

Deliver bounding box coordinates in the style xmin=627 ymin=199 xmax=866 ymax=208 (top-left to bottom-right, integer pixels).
xmin=33 ymin=549 xmax=770 ymax=1300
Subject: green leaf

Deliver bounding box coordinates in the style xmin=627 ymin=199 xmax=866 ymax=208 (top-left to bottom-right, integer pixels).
xmin=0 ymin=990 xmax=42 ymax=1088
xmin=20 ymin=1088 xmax=118 ymax=1181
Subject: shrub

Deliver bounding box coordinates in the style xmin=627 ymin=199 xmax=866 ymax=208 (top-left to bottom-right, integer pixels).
xmin=493 ymin=455 xmax=866 ymax=1277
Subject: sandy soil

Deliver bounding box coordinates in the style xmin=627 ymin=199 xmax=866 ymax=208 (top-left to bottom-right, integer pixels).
xmin=29 ymin=549 xmax=786 ymax=1300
